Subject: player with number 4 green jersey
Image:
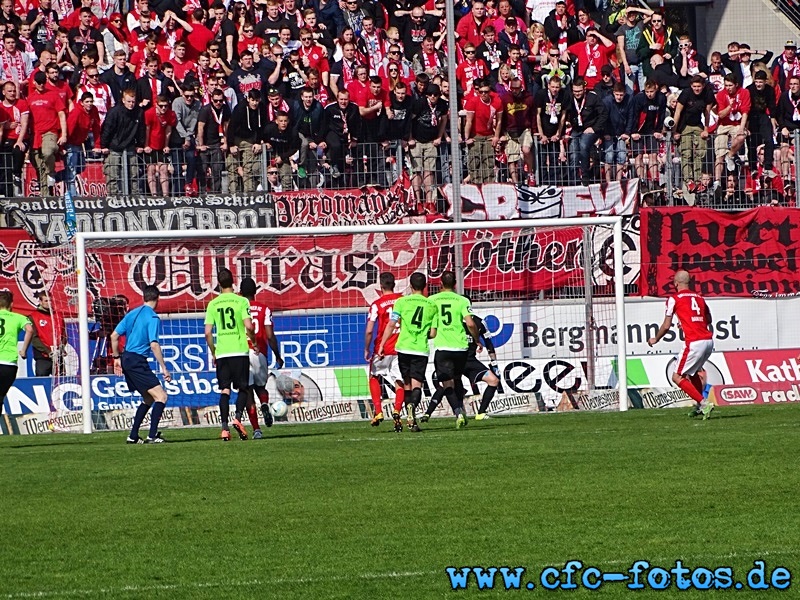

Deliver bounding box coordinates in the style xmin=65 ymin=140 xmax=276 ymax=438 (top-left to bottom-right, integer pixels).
xmin=391 ymin=294 xmax=436 ymax=356
xmin=204 ymin=293 xmax=252 ymax=358
xmin=428 ymin=290 xmax=472 ymax=351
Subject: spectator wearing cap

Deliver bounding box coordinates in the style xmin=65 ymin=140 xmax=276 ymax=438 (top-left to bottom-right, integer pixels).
xmin=636 ymin=12 xmax=678 ymax=80
xmin=498 ymin=16 xmax=530 ymax=58
xmin=746 ymin=70 xmax=778 ymax=180
xmin=616 ymin=2 xmax=653 ymax=95
xmin=722 ymin=43 xmax=773 ymax=89
xmin=594 ymin=64 xmax=616 ymax=99
xmin=265 ymin=87 xmax=294 ymax=124
xmin=771 ymin=40 xmax=800 ymax=94
xmin=566 ymin=27 xmax=615 ymax=90
xmin=409 ymin=82 xmax=447 ymax=212
xmin=491 ymin=0 xmax=526 ymax=37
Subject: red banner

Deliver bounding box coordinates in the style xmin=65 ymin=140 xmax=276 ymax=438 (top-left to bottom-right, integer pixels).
xmin=640 ymin=207 xmax=800 ymax=297
xmin=0 ymin=228 xmax=66 ymax=314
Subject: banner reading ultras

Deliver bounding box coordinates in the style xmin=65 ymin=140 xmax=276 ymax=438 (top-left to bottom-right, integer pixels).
xmin=640 ymin=206 xmax=800 ymax=298
xmin=444 ymin=561 xmax=791 ymax=592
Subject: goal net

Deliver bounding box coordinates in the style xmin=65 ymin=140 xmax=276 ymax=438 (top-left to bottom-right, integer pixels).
xmin=45 ymin=218 xmax=628 ymax=434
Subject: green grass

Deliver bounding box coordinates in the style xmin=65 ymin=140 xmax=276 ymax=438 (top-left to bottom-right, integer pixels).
xmin=1 ymin=405 xmax=799 ymax=599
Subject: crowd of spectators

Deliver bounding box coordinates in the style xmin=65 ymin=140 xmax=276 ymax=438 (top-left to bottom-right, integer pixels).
xmin=0 ymin=0 xmax=795 ymax=208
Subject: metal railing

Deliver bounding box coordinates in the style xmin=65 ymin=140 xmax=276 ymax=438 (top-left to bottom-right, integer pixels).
xmin=4 ymin=131 xmax=800 ymax=213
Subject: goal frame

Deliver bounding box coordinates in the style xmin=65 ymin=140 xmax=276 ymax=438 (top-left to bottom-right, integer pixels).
xmin=75 ymin=217 xmax=629 ymax=433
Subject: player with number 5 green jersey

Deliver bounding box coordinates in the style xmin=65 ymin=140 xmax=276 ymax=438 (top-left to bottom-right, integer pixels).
xmin=204 ymin=293 xmax=252 ymax=358
xmin=390 ymin=294 xmax=436 ymax=356
xmin=428 ymin=290 xmax=472 ymax=351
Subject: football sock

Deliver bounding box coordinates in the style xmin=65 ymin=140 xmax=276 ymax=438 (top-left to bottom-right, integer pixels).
xmin=234 ymin=391 xmax=247 ymax=420
xmin=129 ymin=402 xmax=151 ymax=439
xmin=689 ymin=374 xmax=704 ymax=395
xmin=369 ymin=377 xmax=383 ymax=415
xmin=426 ymin=388 xmax=445 ymax=415
xmin=260 ymin=403 xmax=270 ymax=421
xmin=677 ymin=378 xmax=704 ymax=403
xmin=409 ymin=387 xmax=422 ymax=408
xmin=478 ymin=385 xmax=498 ymax=414
xmin=443 ymin=386 xmax=459 ymax=412
xmin=219 ymin=392 xmax=230 ymax=427
xmin=147 ymin=402 xmax=165 ymax=439
xmin=393 ymin=387 xmax=405 ymax=413
xmin=254 ymin=386 xmax=269 ymax=404
xmin=247 ymin=401 xmax=259 ymax=429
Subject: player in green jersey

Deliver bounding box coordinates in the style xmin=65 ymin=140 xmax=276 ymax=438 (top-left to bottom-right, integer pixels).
xmin=377 ymin=272 xmax=436 ymax=432
xmin=428 ymin=270 xmax=478 ymax=429
xmin=205 ymin=268 xmax=256 ymax=441
xmin=0 ymin=291 xmax=33 ymax=416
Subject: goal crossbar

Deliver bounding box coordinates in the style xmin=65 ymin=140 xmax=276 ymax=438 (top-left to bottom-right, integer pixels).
xmin=75 ymin=217 xmax=628 ymax=433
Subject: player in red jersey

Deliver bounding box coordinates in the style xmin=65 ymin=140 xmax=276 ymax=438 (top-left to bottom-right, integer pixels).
xmin=648 ymin=270 xmax=715 ymax=420
xmin=364 ymin=272 xmax=405 ymax=430
xmin=240 ymin=277 xmax=284 ymax=438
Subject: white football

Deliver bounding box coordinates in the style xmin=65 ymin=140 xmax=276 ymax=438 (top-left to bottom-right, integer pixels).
xmin=270 ymin=400 xmax=288 ymax=418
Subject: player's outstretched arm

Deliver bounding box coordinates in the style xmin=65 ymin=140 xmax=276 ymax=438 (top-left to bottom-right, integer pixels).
xmin=110 ymin=330 xmax=123 ymax=375
xmin=150 ymin=341 xmax=172 ymax=382
xmin=648 ymin=315 xmax=673 ymax=347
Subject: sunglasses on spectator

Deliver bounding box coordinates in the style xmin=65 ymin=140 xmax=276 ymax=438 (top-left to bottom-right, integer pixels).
xmin=87 ymin=72 xmax=99 ymax=77
xmin=651 ymin=19 xmax=662 ymax=23
xmin=184 ymin=93 xmax=195 ymax=98
xmin=157 ymin=103 xmax=168 ymax=108
xmin=243 ymin=28 xmax=253 ymax=32
xmin=273 ymin=53 xmax=283 ymax=57
xmin=389 ymin=50 xmax=400 ymax=54
xmin=478 ymin=89 xmax=491 ymax=94
xmin=300 ymin=36 xmax=311 ymax=40
xmin=464 ymin=50 xmax=475 ymax=54
xmin=549 ymin=52 xmax=560 ymax=57
xmin=268 ymin=170 xmax=279 ymax=175
xmin=209 ymin=47 xmax=220 ymax=52
xmin=212 ymin=97 xmax=224 ymax=103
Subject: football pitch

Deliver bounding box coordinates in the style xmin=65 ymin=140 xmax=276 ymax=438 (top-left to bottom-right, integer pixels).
xmin=1 ymin=405 xmax=799 ymax=599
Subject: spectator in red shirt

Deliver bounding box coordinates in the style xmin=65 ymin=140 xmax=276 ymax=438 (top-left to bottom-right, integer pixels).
xmin=169 ymin=41 xmax=197 ymax=82
xmin=45 ymin=61 xmax=72 ymax=109
xmin=714 ymin=73 xmax=750 ymax=184
xmin=566 ymin=28 xmax=615 ymax=90
xmin=65 ymin=92 xmax=101 ymax=195
xmin=0 ymin=80 xmax=29 ymax=196
xmin=28 ymin=70 xmax=66 ymax=195
xmin=455 ymin=1 xmax=487 ymax=50
xmin=298 ymin=27 xmax=330 ymax=87
xmin=169 ymin=9 xmax=213 ymax=63
xmin=464 ymin=78 xmax=503 ymax=184
xmin=143 ymin=94 xmax=176 ymax=196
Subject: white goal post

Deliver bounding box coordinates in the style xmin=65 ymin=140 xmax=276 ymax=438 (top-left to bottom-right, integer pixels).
xmin=75 ymin=217 xmax=628 ymax=434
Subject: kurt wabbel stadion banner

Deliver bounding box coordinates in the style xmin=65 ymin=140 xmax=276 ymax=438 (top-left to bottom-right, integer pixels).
xmin=641 ymin=207 xmax=800 ymax=298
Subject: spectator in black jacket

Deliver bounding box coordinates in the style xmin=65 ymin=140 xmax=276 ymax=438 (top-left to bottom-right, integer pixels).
xmin=100 ymin=89 xmax=145 ymax=195
xmin=293 ymin=87 xmax=327 ymax=187
xmin=601 ymin=82 xmax=632 ymax=182
xmin=746 ymin=70 xmax=777 ymax=178
xmin=227 ymin=89 xmax=268 ymax=193
xmin=264 ymin=111 xmax=301 ymax=190
xmin=323 ymin=89 xmax=361 ymax=186
xmin=100 ymin=50 xmax=137 ymax=104
xmin=565 ymin=77 xmax=607 ymax=185
xmin=627 ymin=80 xmax=666 ymax=182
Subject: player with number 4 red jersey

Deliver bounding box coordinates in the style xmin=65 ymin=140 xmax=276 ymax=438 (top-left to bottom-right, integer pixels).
xmin=648 ymin=270 xmax=715 ymax=419
xmin=364 ymin=272 xmax=405 ymax=428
